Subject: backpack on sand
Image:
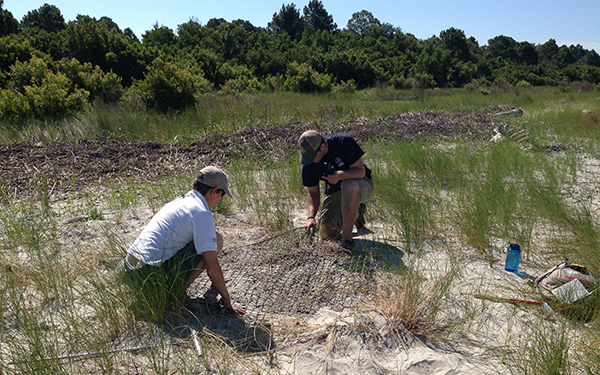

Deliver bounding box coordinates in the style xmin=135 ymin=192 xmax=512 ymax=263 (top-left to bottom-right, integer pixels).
xmin=535 ymin=261 xmax=597 ymax=301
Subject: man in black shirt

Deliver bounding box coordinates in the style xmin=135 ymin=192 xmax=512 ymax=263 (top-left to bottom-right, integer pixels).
xmin=298 ymin=130 xmax=374 ymax=249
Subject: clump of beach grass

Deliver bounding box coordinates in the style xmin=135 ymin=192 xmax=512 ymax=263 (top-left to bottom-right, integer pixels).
xmin=367 ymin=262 xmax=459 ymax=338
xmin=228 ymin=157 xmax=304 ymax=231
xmin=509 ymin=324 xmax=572 ymax=375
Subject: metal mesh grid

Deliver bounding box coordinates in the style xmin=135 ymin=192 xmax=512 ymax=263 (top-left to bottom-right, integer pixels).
xmin=189 ymin=228 xmax=404 ymax=320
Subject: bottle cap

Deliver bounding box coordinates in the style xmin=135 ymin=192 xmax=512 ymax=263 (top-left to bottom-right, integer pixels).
xmin=509 ymin=243 xmax=520 ymax=249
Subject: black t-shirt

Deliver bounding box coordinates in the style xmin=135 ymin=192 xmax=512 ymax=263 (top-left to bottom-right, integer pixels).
xmin=301 ymin=133 xmax=372 ymax=195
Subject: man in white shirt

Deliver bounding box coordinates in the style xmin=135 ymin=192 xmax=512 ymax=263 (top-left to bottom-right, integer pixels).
xmin=124 ymin=166 xmax=245 ymax=317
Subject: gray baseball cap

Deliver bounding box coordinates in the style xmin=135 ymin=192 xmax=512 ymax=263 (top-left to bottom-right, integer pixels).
xmin=196 ymin=166 xmax=233 ymax=198
xmin=298 ymin=130 xmax=323 ymax=164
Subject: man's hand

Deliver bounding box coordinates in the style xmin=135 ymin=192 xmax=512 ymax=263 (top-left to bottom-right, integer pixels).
xmin=204 ymin=251 xmax=245 ymax=315
xmin=306 ymin=185 xmax=320 ymax=235
xmin=223 ymin=300 xmax=246 ymax=315
xmin=305 ymin=216 xmax=317 ymax=234
xmin=323 ymin=159 xmax=366 ymax=186
xmin=322 ymin=171 xmax=341 ymax=185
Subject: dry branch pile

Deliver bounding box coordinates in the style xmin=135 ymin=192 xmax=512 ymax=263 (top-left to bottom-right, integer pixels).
xmin=1 ymin=107 xmax=510 ymax=196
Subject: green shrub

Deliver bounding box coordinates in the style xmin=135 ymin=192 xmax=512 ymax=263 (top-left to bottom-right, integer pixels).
xmin=410 ymin=72 xmax=435 ymax=89
xmin=220 ymin=76 xmax=267 ymax=94
xmin=389 ymin=74 xmax=411 ymax=89
xmin=119 ymin=88 xmax=145 ymax=111
xmin=216 ymin=62 xmax=253 ymax=86
xmin=0 ymin=56 xmax=89 ymax=122
xmin=25 ymin=72 xmax=89 ymax=119
xmin=56 ymin=58 xmax=123 ymax=103
xmin=332 ymin=79 xmax=357 ymax=94
xmin=516 ymin=80 xmax=532 ymax=87
xmin=8 ymin=55 xmax=49 ymax=89
xmin=133 ymin=58 xmax=208 ymax=112
xmin=284 ymin=62 xmax=332 ymax=93
xmin=0 ymin=89 xmax=30 ymax=123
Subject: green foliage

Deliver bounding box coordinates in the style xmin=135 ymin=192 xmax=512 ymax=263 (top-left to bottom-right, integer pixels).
xmin=56 ymin=58 xmax=123 ymax=102
xmin=20 ymin=3 xmax=65 ymax=33
xmin=284 ymin=62 xmax=331 ymax=92
xmin=89 ymin=206 xmax=104 ymax=220
xmin=0 ymin=35 xmax=34 ymax=74
xmin=221 ymin=76 xmax=268 ymax=94
xmin=378 ymin=168 xmax=436 ymax=253
xmin=0 ymin=89 xmax=31 ymax=123
xmin=0 ymin=2 xmax=599 ymax=123
xmin=487 ymin=35 xmax=519 ymax=60
xmin=346 ymin=10 xmax=395 ymax=39
xmin=331 ymin=79 xmax=356 ymax=94
xmin=0 ymin=1 xmax=18 ymax=36
xmin=302 ymin=0 xmax=337 ymax=34
xmin=511 ymin=325 xmax=571 ymax=375
xmin=411 ymin=42 xmax=451 ymax=87
xmin=440 ymin=27 xmax=471 ymax=62
xmin=24 ymin=72 xmax=89 ymax=118
xmin=228 ymin=159 xmax=300 ymax=231
xmin=389 ymin=74 xmax=411 ymax=89
xmin=323 ymin=50 xmax=377 ymax=88
xmin=142 ymin=23 xmax=176 ymax=48
xmin=216 ymin=62 xmax=253 ymax=86
xmin=132 ymin=57 xmax=208 ymax=112
xmin=0 ymin=56 xmax=89 ymax=122
xmin=269 ymin=3 xmax=304 ymax=40
xmin=516 ymin=80 xmax=532 ymax=87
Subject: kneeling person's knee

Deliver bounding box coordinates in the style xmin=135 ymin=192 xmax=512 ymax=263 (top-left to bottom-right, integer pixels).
xmin=340 ymin=179 xmax=359 ymax=192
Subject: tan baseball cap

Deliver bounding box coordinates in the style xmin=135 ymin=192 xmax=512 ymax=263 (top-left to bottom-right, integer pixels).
xmin=196 ymin=166 xmax=233 ymax=198
xmin=298 ymin=130 xmax=323 ymax=164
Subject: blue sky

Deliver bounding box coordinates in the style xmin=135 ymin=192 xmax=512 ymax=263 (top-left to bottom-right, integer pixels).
xmin=4 ymin=0 xmax=599 ymax=52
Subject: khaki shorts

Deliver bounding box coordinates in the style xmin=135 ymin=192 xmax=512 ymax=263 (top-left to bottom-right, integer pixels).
xmin=318 ymin=177 xmax=374 ymax=229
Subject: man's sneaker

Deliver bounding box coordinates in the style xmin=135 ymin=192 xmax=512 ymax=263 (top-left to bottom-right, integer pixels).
xmin=355 ymin=203 xmax=367 ymax=231
xmin=342 ymin=239 xmax=356 ymax=251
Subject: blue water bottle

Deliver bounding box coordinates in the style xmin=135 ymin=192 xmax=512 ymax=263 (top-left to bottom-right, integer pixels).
xmin=505 ymin=243 xmax=521 ymax=273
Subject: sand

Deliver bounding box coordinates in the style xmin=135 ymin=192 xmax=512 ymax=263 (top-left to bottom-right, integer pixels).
xmin=6 ymin=152 xmax=599 ymax=374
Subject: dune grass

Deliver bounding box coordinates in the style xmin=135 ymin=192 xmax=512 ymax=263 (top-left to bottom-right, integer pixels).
xmin=369 ymin=261 xmax=460 ymax=338
xmin=1 ymin=87 xmax=600 ymax=373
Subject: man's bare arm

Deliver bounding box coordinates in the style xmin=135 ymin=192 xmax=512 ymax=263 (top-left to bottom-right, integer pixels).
xmin=323 ymin=157 xmax=366 ymax=185
xmin=203 ymin=251 xmax=246 ymax=314
xmin=306 ymin=185 xmax=320 ymax=231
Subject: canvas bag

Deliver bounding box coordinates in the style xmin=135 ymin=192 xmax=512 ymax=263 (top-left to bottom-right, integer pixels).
xmin=535 ymin=261 xmax=597 ymax=301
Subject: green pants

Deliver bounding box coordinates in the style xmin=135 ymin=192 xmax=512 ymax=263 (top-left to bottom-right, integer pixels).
xmin=122 ymin=242 xmax=203 ymax=320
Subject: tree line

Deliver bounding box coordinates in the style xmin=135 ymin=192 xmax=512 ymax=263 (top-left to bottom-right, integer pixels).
xmin=1 ymin=1 xmax=599 ymax=121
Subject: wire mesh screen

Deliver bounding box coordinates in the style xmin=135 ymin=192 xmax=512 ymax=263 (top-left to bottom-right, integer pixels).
xmin=189 ymin=228 xmax=404 ymax=320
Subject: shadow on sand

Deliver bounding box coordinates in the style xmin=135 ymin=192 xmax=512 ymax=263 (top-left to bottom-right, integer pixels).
xmin=168 ymin=298 xmax=274 ymax=354
xmin=350 ymin=238 xmax=407 ymax=273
